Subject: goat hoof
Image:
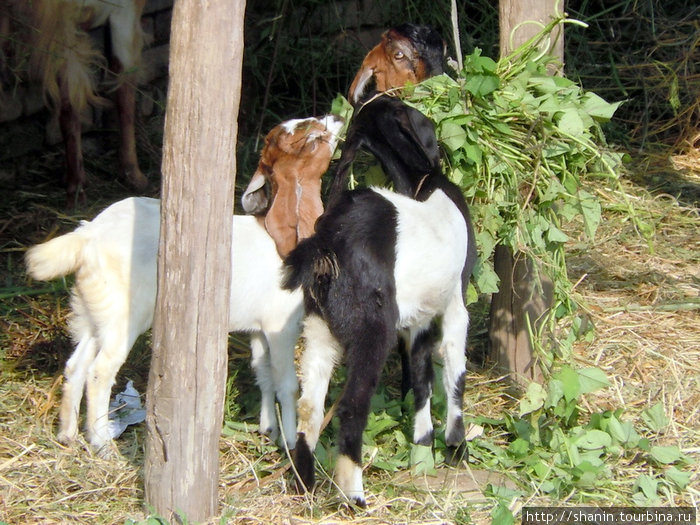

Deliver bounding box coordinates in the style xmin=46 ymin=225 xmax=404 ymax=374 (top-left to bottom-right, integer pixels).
xmin=56 ymin=431 xmax=76 ymax=446
xmin=414 ymin=430 xmax=434 ymax=447
xmin=444 ymin=442 xmax=468 ymax=466
xmin=94 ymin=440 xmax=120 ymax=460
xmin=350 ymin=496 xmax=367 ymax=508
xmin=291 ymin=433 xmax=315 ymax=493
xmin=123 ymin=166 xmax=148 ymax=190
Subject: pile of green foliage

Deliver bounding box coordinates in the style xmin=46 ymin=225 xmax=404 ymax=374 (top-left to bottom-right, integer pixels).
xmin=334 ymin=17 xmax=635 ymax=366
xmin=324 ymin=19 xmax=691 ymax=516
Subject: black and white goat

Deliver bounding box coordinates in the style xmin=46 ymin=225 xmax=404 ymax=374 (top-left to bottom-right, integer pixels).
xmin=284 ymin=95 xmax=477 ymax=505
xmin=25 ymin=115 xmax=343 ymax=455
xmin=348 ymin=23 xmax=445 ymax=105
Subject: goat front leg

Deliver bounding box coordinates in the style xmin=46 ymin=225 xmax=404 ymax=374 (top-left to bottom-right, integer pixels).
xmin=59 ymin=83 xmax=86 ymax=207
xmin=294 ymin=314 xmax=342 ymax=492
xmin=409 ymin=323 xmax=439 ymax=445
xmin=112 ymin=58 xmax=147 ymax=190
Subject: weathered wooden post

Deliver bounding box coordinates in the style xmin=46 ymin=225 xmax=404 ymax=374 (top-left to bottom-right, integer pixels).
xmin=490 ymin=0 xmax=563 ymax=384
xmin=144 ymin=0 xmax=246 ymax=521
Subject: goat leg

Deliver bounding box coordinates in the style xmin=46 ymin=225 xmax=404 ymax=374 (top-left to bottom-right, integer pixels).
xmin=111 ymin=57 xmax=147 ymax=190
xmin=59 ymin=82 xmax=86 ymax=207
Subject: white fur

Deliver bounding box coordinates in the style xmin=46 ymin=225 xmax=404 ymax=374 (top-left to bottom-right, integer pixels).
xmin=77 ymin=0 xmax=144 ymax=68
xmin=296 ymin=314 xmax=343 ymax=450
xmin=335 ymin=454 xmax=365 ymax=505
xmin=375 ymin=187 xmax=470 ymax=443
xmin=27 ymin=197 xmax=302 ymax=453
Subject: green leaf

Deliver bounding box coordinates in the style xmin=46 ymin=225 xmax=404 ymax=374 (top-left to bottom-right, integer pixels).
xmin=578 ymin=190 xmax=602 ymax=240
xmin=508 ymin=437 xmax=531 ymax=457
xmin=466 ymin=282 xmax=479 ymax=305
xmin=574 ymin=429 xmax=612 ymax=450
xmin=554 ymin=366 xmax=580 ymax=402
xmin=664 ymin=466 xmax=690 ymax=490
xmin=547 ymin=224 xmax=569 ymax=243
xmin=649 ymin=445 xmax=684 ymax=465
xmin=464 ymin=143 xmax=483 ymax=166
xmin=439 ymin=121 xmax=467 ymax=152
xmin=473 ymin=257 xmax=500 ymax=294
xmin=641 ymin=402 xmax=669 ymax=432
xmin=411 ymin=444 xmax=436 ymax=476
xmin=607 ymin=415 xmax=639 ymax=446
xmin=577 ymin=367 xmax=611 ymax=394
xmin=465 ymin=74 xmax=500 ymax=97
xmin=581 ymin=92 xmax=622 ymax=121
xmin=545 ymin=378 xmax=565 ymax=408
xmin=362 ymin=163 xmax=388 ymax=187
xmin=634 ymin=474 xmax=659 ymax=500
xmin=519 ymin=382 xmax=547 ymax=417
xmin=556 ymin=109 xmax=585 ymax=136
xmin=491 ymin=503 xmax=514 ymax=525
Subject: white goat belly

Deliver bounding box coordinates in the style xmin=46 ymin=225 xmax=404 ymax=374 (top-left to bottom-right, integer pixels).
xmin=370 ymin=188 xmax=468 ymax=328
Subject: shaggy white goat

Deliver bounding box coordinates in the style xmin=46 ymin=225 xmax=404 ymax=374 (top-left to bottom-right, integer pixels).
xmin=26 ymin=115 xmax=343 ymax=455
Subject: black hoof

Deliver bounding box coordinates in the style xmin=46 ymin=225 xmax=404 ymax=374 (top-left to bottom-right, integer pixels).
xmin=292 ymin=433 xmax=315 ymax=493
xmin=444 ymin=442 xmax=468 ymax=466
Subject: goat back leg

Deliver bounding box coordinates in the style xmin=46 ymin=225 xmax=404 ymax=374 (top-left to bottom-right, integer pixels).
xmin=250 ymin=332 xmax=278 ymax=441
xmin=410 ymin=323 xmax=439 ymax=445
xmin=59 ymin=87 xmax=86 ymax=208
xmin=57 ymin=333 xmax=98 ymax=445
xmin=335 ymin=339 xmax=391 ymax=508
xmin=293 ymin=314 xmax=342 ymax=492
xmin=266 ymin=327 xmax=300 ymax=450
xmin=85 ymin=327 xmax=137 ymax=456
xmin=439 ymin=292 xmax=469 ymax=450
xmin=111 ymin=58 xmax=146 ymax=190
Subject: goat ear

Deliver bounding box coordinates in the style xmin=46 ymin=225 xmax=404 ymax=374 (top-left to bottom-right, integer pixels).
xmin=264 ymin=177 xmax=299 ymax=257
xmin=241 ymin=172 xmax=269 ymax=215
xmin=390 ymin=105 xmax=440 ymax=170
xmin=295 ymin=179 xmax=323 ymax=242
xmin=349 ymin=64 xmax=376 ymax=105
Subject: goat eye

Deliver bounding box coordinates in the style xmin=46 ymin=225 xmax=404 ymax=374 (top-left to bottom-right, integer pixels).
xmin=394 ymin=51 xmax=405 ymax=60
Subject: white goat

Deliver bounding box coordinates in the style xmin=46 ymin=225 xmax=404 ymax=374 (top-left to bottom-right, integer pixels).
xmin=26 ymin=115 xmax=344 ymax=455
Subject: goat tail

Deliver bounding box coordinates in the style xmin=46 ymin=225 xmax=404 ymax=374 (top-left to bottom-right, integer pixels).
xmin=26 ymin=230 xmax=86 ymax=281
xmin=283 ymin=239 xmax=338 ymax=298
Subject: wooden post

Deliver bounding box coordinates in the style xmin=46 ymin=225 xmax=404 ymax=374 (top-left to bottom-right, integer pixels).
xmin=144 ymin=0 xmax=246 ymax=521
xmin=491 ymin=0 xmax=562 ymax=384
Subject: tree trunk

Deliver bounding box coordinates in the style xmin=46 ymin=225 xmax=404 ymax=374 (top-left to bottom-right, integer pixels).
xmin=489 ymin=246 xmax=553 ymax=382
xmin=144 ymin=0 xmax=245 ymax=521
xmin=491 ymin=0 xmax=562 ymax=384
xmin=499 ymin=0 xmax=564 ymax=68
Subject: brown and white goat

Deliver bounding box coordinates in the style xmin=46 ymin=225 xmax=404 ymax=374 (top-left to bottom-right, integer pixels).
xmin=348 ymin=23 xmax=445 ymax=104
xmin=1 ymin=0 xmax=148 ymax=205
xmin=26 ymin=115 xmax=343 ymax=456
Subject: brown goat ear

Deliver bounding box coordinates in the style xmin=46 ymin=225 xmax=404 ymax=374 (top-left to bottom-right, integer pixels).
xmin=295 ymin=178 xmax=323 ymax=242
xmin=241 ymin=172 xmax=269 ymax=215
xmin=349 ymin=63 xmax=376 ymax=105
xmin=263 ymin=176 xmax=299 ymax=257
